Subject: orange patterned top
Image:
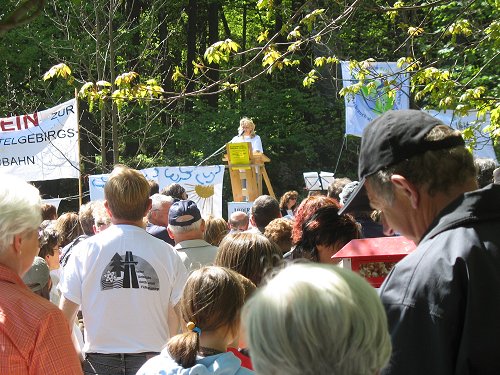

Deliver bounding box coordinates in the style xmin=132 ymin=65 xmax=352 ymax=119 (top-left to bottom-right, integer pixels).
xmin=0 ymin=263 xmax=82 ymax=374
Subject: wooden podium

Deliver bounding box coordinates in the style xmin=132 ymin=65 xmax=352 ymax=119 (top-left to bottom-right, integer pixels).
xmin=223 ymin=142 xmax=275 ymax=202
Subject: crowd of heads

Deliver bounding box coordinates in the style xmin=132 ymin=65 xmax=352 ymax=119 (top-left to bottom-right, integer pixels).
xmin=1 ymin=162 xmax=395 ymax=375
xmin=4 ymin=107 xmax=497 ymax=375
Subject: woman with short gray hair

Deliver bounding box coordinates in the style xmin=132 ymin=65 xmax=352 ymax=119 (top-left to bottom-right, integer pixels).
xmin=243 ymin=263 xmax=391 ymax=375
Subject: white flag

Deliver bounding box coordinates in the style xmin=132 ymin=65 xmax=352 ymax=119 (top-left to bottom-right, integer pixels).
xmin=89 ymin=165 xmax=225 ymax=218
xmin=0 ymin=99 xmax=79 ymax=181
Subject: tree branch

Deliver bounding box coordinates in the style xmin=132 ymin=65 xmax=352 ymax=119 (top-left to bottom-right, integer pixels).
xmin=0 ymin=0 xmax=45 ymax=35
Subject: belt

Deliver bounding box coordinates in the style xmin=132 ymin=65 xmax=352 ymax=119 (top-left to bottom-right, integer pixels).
xmin=86 ymin=352 xmax=159 ymax=359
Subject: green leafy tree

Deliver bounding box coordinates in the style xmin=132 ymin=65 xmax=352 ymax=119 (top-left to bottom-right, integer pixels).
xmin=1 ymin=0 xmax=498 ymax=206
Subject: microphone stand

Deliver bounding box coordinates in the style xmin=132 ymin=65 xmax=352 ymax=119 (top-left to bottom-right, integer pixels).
xmin=197 ymin=132 xmax=243 ymax=167
xmin=196 ymin=142 xmax=228 ymax=167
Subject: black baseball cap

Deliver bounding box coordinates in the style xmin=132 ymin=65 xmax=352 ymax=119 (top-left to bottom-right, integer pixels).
xmin=339 ymin=110 xmax=465 ymax=215
xmin=168 ymin=200 xmax=202 ymax=227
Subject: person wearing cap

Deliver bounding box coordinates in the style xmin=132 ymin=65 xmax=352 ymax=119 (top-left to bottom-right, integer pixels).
xmin=59 ymin=166 xmax=188 ymax=375
xmin=0 ymin=174 xmax=82 ymax=374
xmin=23 ymin=256 xmax=52 ymax=299
xmin=327 ymin=176 xmax=352 ymax=202
xmin=339 ymin=181 xmax=385 ymax=238
xmin=340 ymin=109 xmax=500 ymax=375
xmin=167 ymin=200 xmax=219 ymax=271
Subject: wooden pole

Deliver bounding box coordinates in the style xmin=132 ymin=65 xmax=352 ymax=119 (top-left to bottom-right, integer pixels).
xmin=75 ymin=88 xmax=83 ymax=208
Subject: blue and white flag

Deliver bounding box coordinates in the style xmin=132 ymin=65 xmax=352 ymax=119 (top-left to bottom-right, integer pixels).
xmin=425 ymin=110 xmax=497 ymax=162
xmin=341 ymin=61 xmax=410 ymax=136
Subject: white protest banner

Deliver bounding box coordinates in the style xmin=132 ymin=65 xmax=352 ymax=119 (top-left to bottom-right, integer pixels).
xmin=89 ymin=165 xmax=225 ymax=218
xmin=425 ymin=110 xmax=497 ymax=162
xmin=0 ymin=99 xmax=79 ymax=181
xmin=341 ymin=61 xmax=410 ymax=136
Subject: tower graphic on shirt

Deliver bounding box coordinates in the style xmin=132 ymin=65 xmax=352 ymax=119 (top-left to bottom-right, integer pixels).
xmin=100 ymin=251 xmax=160 ymax=291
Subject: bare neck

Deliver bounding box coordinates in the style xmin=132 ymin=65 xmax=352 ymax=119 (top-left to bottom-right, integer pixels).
xmin=111 ymin=218 xmax=146 ymax=228
xmin=415 ymin=178 xmax=478 ymax=243
xmin=199 ymin=325 xmax=233 ymax=353
xmin=173 ymin=231 xmax=204 ymax=244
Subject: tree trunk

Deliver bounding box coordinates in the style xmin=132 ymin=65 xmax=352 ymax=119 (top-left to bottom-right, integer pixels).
xmin=158 ymin=7 xmax=172 ymax=128
xmin=95 ymin=0 xmax=107 ymax=171
xmin=274 ymin=0 xmax=284 ymax=45
xmin=241 ymin=2 xmax=247 ymax=102
xmin=109 ymin=0 xmax=119 ymax=164
xmin=207 ymin=0 xmax=219 ymax=108
xmin=185 ymin=0 xmax=197 ymax=111
xmin=220 ymin=4 xmax=231 ymax=38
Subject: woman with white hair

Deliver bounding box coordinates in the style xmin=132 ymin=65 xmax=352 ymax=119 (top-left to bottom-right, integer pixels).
xmin=0 ymin=174 xmax=82 ymax=373
xmin=231 ymin=117 xmax=263 ymax=153
xmin=243 ymin=263 xmax=391 ymax=375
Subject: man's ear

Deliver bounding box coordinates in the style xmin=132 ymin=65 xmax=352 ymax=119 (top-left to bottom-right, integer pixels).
xmin=390 ymin=174 xmax=419 ymax=209
xmin=12 ymin=233 xmax=23 ymax=254
xmin=200 ymin=219 xmax=206 ymax=233
xmin=145 ymin=198 xmax=152 ymax=216
xmin=104 ymin=200 xmax=113 ymax=219
xmin=167 ymin=227 xmax=174 ymax=240
xmin=249 ymin=215 xmax=256 ymax=226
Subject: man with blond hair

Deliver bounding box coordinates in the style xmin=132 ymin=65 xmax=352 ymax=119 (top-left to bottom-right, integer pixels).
xmin=0 ymin=174 xmax=82 ymax=374
xmin=60 ymin=165 xmax=188 ymax=375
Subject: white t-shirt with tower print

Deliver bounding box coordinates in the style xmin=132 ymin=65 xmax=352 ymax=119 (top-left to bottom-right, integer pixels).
xmin=60 ymin=224 xmax=188 ymax=354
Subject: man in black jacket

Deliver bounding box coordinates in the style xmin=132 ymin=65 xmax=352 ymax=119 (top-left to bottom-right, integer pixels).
xmin=340 ymin=109 xmax=500 ymax=375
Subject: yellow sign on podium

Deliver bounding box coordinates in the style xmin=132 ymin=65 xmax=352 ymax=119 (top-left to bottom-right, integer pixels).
xmin=227 ymin=142 xmax=251 ymax=170
xmin=223 ymin=142 xmax=275 ymax=202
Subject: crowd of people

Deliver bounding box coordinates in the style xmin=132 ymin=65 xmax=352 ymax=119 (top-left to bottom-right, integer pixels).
xmin=1 ymin=110 xmax=500 ymax=375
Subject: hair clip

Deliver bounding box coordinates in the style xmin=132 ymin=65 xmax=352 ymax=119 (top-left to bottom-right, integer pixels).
xmin=186 ymin=321 xmax=202 ymax=336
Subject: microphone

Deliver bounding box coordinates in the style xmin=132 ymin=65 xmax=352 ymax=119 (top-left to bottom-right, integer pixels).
xmin=238 ymin=128 xmax=244 ymax=136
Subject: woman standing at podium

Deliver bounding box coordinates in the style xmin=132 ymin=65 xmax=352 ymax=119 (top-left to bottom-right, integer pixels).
xmin=231 ymin=117 xmax=263 ymax=153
